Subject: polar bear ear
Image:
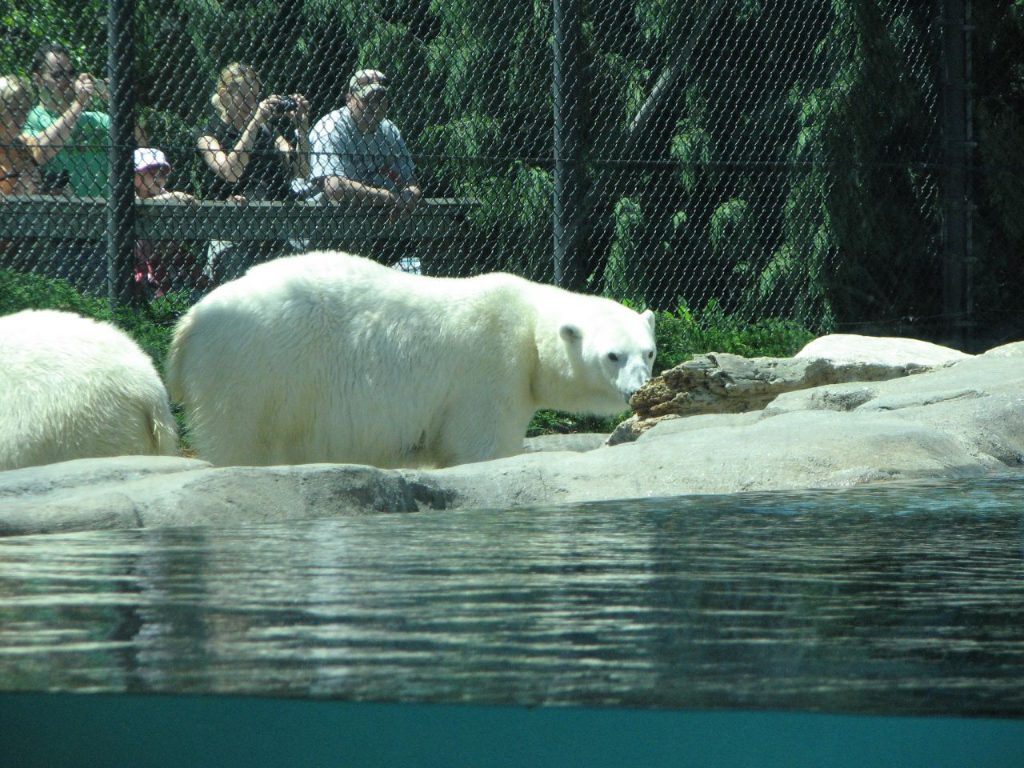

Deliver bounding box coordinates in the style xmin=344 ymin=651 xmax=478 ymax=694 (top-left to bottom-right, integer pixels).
xmin=559 ymin=323 xmax=583 ymax=344
xmin=641 ymin=309 xmax=655 ymax=331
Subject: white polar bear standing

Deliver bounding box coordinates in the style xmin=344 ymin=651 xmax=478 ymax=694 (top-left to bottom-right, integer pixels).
xmin=166 ymin=250 xmax=656 ymax=468
xmin=0 ymin=309 xmax=178 ymax=470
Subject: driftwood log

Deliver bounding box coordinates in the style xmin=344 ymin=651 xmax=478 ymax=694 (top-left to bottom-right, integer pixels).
xmin=610 ymin=353 xmax=935 ymax=444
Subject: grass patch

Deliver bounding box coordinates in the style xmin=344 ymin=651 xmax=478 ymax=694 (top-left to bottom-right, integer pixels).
xmin=0 ymin=269 xmax=189 ymax=364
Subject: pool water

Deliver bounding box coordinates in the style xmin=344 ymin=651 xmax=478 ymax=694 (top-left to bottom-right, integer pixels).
xmin=1 ymin=473 xmax=1023 ymax=765
xmin=3 ymin=693 xmax=1023 ymax=768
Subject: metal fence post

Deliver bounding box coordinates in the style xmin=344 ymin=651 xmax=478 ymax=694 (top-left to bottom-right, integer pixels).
xmin=107 ymin=0 xmax=136 ymax=308
xmin=940 ymin=0 xmax=974 ymax=347
xmin=552 ymin=0 xmax=584 ymax=288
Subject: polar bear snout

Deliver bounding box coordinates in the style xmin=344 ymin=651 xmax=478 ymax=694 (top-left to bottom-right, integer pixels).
xmin=614 ymin=357 xmax=653 ymax=402
xmin=619 ymin=375 xmax=650 ymax=402
xmin=621 ymin=381 xmax=647 ymax=402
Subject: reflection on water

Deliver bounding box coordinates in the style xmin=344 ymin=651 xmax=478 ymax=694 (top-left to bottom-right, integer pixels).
xmin=0 ymin=474 xmax=1022 ymax=720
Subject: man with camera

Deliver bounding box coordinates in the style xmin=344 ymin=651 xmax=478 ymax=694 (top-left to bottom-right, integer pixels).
xmin=24 ymin=42 xmax=110 ymax=197
xmin=308 ymin=68 xmax=421 ymax=217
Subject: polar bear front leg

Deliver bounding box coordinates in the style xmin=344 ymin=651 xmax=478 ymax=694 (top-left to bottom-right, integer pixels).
xmin=434 ymin=401 xmax=530 ymax=468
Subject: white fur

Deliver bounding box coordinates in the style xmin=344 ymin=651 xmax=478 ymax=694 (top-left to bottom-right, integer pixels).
xmin=0 ymin=310 xmax=178 ymax=470
xmin=166 ymin=251 xmax=656 ymax=468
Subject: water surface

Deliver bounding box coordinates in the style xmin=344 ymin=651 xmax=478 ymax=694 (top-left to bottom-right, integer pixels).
xmin=2 ymin=473 xmax=1022 ymax=719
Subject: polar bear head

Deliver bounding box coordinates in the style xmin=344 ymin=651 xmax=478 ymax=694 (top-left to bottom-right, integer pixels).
xmin=557 ymin=304 xmax=657 ymax=413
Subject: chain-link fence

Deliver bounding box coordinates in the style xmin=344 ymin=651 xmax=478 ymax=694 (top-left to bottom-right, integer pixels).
xmin=1 ymin=1 xmax=1018 ymax=346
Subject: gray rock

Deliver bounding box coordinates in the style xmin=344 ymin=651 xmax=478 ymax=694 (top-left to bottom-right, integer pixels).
xmin=0 ymin=459 xmax=453 ymax=537
xmin=794 ymin=333 xmax=971 ymax=366
xmin=608 ymin=336 xmax=959 ymax=445
xmin=522 ymin=433 xmax=610 ymax=453
xmin=1 ymin=341 xmax=1022 ymax=535
xmin=983 ymin=340 xmax=1024 ymax=358
xmin=630 ymin=352 xmax=933 ymax=420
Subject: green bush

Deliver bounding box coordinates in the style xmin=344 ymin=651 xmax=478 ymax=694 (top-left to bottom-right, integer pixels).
xmin=0 ymin=269 xmax=109 ymax=319
xmin=0 ymin=270 xmax=187 ymax=367
xmin=651 ymin=299 xmax=815 ymax=373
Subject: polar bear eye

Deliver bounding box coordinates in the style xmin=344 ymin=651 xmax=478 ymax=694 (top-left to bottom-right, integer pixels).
xmin=646 ymin=351 xmax=654 ymax=360
xmin=607 ymin=352 xmax=619 ymax=363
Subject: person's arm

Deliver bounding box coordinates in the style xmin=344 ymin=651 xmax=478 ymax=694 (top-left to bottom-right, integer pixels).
xmin=22 ymin=74 xmax=97 ymax=166
xmin=143 ymin=190 xmax=198 ymax=204
xmin=389 ymin=126 xmax=421 ymax=212
xmin=321 ymin=175 xmax=399 ymax=205
xmin=198 ymin=98 xmax=278 ymax=183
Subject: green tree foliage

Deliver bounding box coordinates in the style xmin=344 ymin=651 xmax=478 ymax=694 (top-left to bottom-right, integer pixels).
xmin=972 ymin=2 xmax=1024 ymax=336
xmin=3 ymin=1 xmax=1021 ymax=343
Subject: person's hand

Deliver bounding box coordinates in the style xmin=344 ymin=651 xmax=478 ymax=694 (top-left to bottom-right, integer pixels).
xmin=253 ymin=97 xmax=279 ymax=124
xmin=396 ymin=187 xmax=421 ymax=212
xmin=170 ymin=191 xmax=200 ymax=206
xmin=385 ymin=188 xmax=417 ymax=223
xmin=289 ymin=94 xmax=310 ymax=126
xmin=72 ymin=74 xmax=98 ymax=107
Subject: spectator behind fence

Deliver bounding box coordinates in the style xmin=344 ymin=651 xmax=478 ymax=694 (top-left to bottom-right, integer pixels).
xmin=0 ymin=75 xmax=42 ymax=265
xmin=308 ymin=68 xmax=421 ymax=218
xmin=0 ymin=76 xmax=41 ymax=196
xmin=196 ymin=62 xmax=310 ymax=284
xmin=133 ymin=147 xmax=207 ymax=300
xmin=25 ymin=42 xmax=109 ymax=197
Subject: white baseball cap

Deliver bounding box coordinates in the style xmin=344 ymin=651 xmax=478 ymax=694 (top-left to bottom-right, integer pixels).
xmin=349 ymin=68 xmax=388 ymax=100
xmin=133 ymin=147 xmax=170 ymax=172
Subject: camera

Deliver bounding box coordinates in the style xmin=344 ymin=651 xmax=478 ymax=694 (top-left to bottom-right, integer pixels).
xmin=274 ymin=96 xmax=298 ymax=114
xmin=41 ymin=170 xmax=71 ymax=194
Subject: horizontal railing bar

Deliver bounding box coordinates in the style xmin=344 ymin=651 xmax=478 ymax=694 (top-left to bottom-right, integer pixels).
xmin=0 ymin=196 xmax=477 ymax=243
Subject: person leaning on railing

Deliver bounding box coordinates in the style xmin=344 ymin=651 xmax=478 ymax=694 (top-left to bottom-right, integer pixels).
xmin=307 ymin=68 xmax=422 ymax=221
xmin=132 ymin=147 xmax=209 ymax=301
xmin=195 ymin=62 xmax=310 ymax=285
xmin=14 ymin=43 xmax=111 ymax=292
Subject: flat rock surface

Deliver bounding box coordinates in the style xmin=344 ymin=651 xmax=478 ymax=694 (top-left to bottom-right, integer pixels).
xmin=2 ymin=343 xmax=1022 ymax=535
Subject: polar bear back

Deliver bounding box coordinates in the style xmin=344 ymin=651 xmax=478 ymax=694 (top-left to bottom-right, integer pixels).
xmin=0 ymin=309 xmax=178 ymax=470
xmin=167 ymin=251 xmax=656 ymax=468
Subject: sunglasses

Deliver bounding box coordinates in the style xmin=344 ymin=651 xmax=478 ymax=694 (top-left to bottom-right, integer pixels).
xmin=46 ymin=68 xmax=77 ymax=81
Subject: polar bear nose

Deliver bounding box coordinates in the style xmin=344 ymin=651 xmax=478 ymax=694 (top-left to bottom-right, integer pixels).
xmin=623 ymin=380 xmax=648 ymax=401
xmin=619 ymin=369 xmax=651 ymax=402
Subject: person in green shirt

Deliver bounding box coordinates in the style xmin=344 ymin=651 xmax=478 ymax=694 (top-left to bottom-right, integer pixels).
xmin=24 ymin=42 xmax=109 ymax=198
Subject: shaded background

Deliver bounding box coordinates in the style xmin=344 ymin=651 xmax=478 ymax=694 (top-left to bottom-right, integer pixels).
xmin=1 ymin=0 xmax=1020 ymax=350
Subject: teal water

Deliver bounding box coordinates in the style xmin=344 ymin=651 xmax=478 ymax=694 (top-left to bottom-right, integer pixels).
xmin=2 ymin=693 xmax=1023 ymax=768
xmin=1 ymin=474 xmax=1023 ymax=765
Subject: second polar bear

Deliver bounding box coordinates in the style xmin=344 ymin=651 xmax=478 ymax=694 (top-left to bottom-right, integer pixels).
xmin=167 ymin=251 xmax=657 ymax=468
xmin=0 ymin=309 xmax=178 ymax=470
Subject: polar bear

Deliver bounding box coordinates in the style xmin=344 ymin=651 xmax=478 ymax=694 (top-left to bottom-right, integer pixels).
xmin=166 ymin=250 xmax=656 ymax=468
xmin=0 ymin=309 xmax=178 ymax=470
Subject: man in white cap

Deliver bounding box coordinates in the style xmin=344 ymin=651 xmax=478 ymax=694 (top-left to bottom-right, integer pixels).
xmin=307 ymin=68 xmax=420 ymax=214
